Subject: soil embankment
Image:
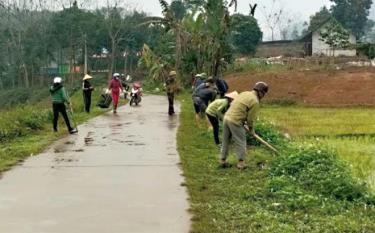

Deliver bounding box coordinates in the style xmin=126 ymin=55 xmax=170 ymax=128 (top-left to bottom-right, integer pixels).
xmin=226 ymin=67 xmax=375 ymax=106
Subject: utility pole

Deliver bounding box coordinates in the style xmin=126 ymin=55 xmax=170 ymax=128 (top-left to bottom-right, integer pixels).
xmin=84 ymin=34 xmax=88 ymax=74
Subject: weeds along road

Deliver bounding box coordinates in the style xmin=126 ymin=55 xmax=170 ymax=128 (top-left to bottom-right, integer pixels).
xmin=0 ymin=95 xmax=190 ymax=233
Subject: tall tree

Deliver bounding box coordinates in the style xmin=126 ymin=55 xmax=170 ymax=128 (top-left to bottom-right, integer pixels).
xmin=307 ymin=6 xmax=331 ymax=32
xmin=320 ymin=19 xmax=350 ymax=56
xmin=330 ymin=0 xmax=373 ymax=38
xmin=230 ymin=14 xmax=262 ymax=55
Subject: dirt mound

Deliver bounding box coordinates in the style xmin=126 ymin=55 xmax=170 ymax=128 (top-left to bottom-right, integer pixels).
xmin=226 ymin=67 xmax=375 ymax=106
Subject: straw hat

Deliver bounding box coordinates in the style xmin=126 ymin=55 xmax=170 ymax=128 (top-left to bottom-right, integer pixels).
xmin=83 ymin=74 xmax=93 ymax=81
xmin=196 ymin=73 xmax=207 ymax=80
xmin=225 ymin=91 xmax=239 ymax=100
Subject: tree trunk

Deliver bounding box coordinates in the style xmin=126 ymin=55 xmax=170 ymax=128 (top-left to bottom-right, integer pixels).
xmin=109 ymin=39 xmax=116 ymax=80
xmin=22 ymin=63 xmax=29 ymax=88
xmin=175 ymin=28 xmax=182 ymax=74
xmin=0 ymin=76 xmax=3 ymax=90
xmin=123 ymin=52 xmax=128 ymax=75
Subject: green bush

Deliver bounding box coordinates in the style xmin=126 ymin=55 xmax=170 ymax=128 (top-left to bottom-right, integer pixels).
xmin=269 ymin=144 xmax=375 ymax=204
xmin=247 ymin=120 xmax=288 ymax=149
xmin=18 ymin=109 xmax=49 ymax=130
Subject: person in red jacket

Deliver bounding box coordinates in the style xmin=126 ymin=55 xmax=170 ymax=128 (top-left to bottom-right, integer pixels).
xmin=108 ymin=73 xmax=123 ymax=113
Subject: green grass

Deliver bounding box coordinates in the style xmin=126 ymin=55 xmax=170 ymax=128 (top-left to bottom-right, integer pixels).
xmin=0 ymin=84 xmax=127 ymax=173
xmin=261 ymin=105 xmax=375 ymax=191
xmin=177 ymin=94 xmax=375 ymax=233
xmin=261 ymin=106 xmax=375 ymax=137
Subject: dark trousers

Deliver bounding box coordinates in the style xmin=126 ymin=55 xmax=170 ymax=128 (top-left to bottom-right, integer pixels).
xmin=207 ymin=113 xmax=220 ymax=145
xmin=53 ymin=103 xmax=73 ymax=132
xmin=167 ymin=92 xmax=175 ymax=115
xmin=83 ymin=91 xmax=92 ymax=113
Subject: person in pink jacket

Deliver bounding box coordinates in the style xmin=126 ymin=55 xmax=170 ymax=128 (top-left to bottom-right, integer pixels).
xmin=108 ymin=73 xmax=124 ymax=113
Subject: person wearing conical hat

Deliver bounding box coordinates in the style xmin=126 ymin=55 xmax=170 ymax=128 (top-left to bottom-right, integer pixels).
xmin=206 ymin=91 xmax=238 ymax=146
xmin=165 ymin=71 xmax=177 ymax=115
xmin=82 ymin=72 xmax=94 ymax=113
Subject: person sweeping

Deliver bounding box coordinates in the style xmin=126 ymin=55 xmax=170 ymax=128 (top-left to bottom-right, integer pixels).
xmin=108 ymin=73 xmax=123 ymax=113
xmin=82 ymin=72 xmax=94 ymax=113
xmin=220 ymin=82 xmax=268 ymax=170
xmin=206 ymin=91 xmax=238 ymax=146
xmin=49 ymin=77 xmax=77 ymax=134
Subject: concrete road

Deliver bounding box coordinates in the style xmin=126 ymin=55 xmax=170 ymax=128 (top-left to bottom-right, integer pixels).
xmin=0 ymin=95 xmax=191 ymax=233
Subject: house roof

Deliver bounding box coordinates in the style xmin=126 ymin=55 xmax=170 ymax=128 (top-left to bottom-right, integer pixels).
xmin=299 ymin=17 xmax=353 ymax=42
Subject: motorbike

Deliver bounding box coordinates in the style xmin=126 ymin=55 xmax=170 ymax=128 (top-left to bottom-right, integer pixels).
xmin=129 ymin=82 xmax=142 ymax=106
xmin=121 ymin=74 xmax=131 ymax=99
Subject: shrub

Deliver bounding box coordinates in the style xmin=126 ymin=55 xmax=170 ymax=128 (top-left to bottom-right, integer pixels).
xmin=269 ymin=144 xmax=375 ymax=204
xmin=247 ymin=120 xmax=288 ymax=149
xmin=18 ymin=108 xmax=49 ymax=130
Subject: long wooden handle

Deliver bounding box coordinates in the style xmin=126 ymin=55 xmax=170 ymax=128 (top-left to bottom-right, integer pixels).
xmin=252 ymin=133 xmax=279 ymax=154
xmin=244 ymin=126 xmax=279 ymax=154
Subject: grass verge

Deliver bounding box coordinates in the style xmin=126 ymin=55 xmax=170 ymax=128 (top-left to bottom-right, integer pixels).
xmin=0 ymin=84 xmax=127 ymax=173
xmin=177 ymin=94 xmax=375 ymax=233
xmin=261 ymin=105 xmax=375 ymax=191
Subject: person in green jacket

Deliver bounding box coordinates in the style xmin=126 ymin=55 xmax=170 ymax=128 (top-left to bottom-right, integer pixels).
xmin=49 ymin=77 xmax=77 ymax=134
xmin=220 ymin=82 xmax=268 ymax=170
xmin=206 ymin=91 xmax=238 ymax=146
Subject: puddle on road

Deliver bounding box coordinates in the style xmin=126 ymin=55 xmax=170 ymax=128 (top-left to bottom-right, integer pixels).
xmin=74 ymin=149 xmax=85 ymax=152
xmin=54 ymin=158 xmax=78 ymax=163
xmin=65 ymin=141 xmax=75 ymax=145
xmin=54 ymin=148 xmax=66 ymax=153
xmin=84 ymin=137 xmax=94 ymax=145
xmin=134 ymin=143 xmax=146 ymax=146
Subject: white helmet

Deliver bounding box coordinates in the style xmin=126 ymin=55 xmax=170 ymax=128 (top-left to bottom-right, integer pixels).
xmin=53 ymin=77 xmax=62 ymax=84
xmin=113 ymin=73 xmax=120 ymax=78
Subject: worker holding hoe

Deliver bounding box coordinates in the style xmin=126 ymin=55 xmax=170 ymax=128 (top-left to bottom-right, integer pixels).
xmin=49 ymin=77 xmax=77 ymax=134
xmin=220 ymin=82 xmax=269 ymax=170
xmin=206 ymin=91 xmax=238 ymax=147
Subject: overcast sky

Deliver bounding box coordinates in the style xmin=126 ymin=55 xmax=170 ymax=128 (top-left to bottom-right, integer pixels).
xmin=72 ymin=0 xmax=374 ymax=40
xmin=130 ymin=0 xmax=373 ymax=40
xmin=133 ymin=0 xmax=329 ymax=40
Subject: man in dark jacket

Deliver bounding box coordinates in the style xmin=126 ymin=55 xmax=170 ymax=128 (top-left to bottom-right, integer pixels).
xmin=82 ymin=73 xmax=94 ymax=113
xmin=215 ymin=77 xmax=229 ymax=98
xmin=50 ymin=77 xmax=77 ymax=134
xmin=192 ymin=77 xmax=217 ymax=123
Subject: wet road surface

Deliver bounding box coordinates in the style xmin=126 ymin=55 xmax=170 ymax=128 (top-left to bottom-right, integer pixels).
xmin=0 ymin=95 xmax=191 ymax=233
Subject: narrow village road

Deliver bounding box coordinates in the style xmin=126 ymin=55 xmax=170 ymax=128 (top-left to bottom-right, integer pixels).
xmin=0 ymin=95 xmax=190 ymax=233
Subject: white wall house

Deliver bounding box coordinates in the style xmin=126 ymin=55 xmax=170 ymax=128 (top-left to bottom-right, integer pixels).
xmin=311 ymin=22 xmax=357 ymax=57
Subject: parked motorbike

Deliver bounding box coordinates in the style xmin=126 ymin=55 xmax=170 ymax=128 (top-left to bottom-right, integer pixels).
xmin=129 ymin=82 xmax=142 ymax=106
xmin=121 ymin=74 xmax=131 ymax=99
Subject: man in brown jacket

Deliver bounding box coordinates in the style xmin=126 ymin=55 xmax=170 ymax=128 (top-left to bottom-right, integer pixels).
xmin=165 ymin=71 xmax=177 ymax=115
xmin=220 ymin=82 xmax=269 ymax=169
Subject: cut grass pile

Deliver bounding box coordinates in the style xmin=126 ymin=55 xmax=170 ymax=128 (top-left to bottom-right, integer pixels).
xmin=178 ymin=94 xmax=375 ymax=233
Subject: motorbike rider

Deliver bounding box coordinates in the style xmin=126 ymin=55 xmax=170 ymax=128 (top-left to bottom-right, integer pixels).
xmin=130 ymin=81 xmax=142 ymax=105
